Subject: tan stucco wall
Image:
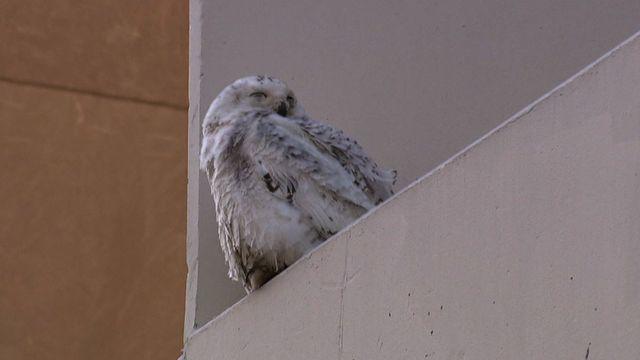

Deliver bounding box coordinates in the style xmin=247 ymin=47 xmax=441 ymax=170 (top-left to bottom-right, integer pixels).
xmin=185 ymin=30 xmax=640 ymax=360
xmin=0 ymin=2 xmax=188 ymax=359
xmin=188 ymin=0 xmax=640 ymax=327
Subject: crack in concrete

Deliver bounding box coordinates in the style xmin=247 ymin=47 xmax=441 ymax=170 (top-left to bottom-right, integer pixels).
xmin=337 ymin=231 xmax=351 ymax=359
xmin=585 ymin=342 xmax=591 ymax=359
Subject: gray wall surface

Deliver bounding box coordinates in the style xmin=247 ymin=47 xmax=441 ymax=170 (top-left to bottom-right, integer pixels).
xmin=187 ymin=0 xmax=640 ymax=329
xmin=185 ymin=30 xmax=640 ymax=359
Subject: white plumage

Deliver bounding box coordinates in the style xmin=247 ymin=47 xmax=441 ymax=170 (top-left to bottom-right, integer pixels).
xmin=200 ymin=76 xmax=396 ymax=292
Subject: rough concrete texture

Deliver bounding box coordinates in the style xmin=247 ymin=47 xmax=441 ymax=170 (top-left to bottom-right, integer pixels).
xmin=0 ymin=0 xmax=188 ymax=108
xmin=185 ymin=30 xmax=640 ymax=360
xmin=187 ymin=0 xmax=640 ymax=325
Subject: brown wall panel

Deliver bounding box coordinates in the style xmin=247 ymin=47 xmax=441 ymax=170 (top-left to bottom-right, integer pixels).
xmin=0 ymin=0 xmax=188 ymax=107
xmin=0 ymin=82 xmax=186 ymax=360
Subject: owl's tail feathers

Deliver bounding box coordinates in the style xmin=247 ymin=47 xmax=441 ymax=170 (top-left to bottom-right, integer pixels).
xmin=243 ymin=267 xmax=277 ymax=293
xmin=377 ymin=167 xmax=398 ymax=196
xmin=388 ymin=169 xmax=398 ymax=186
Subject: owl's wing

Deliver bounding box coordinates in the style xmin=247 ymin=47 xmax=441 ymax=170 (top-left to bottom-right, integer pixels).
xmin=250 ymin=114 xmax=375 ymax=209
xmin=247 ymin=114 xmax=376 ymax=237
xmin=291 ymin=116 xmax=396 ymax=205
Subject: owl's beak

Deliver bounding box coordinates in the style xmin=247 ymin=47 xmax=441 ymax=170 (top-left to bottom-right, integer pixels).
xmin=275 ymin=101 xmax=288 ymax=117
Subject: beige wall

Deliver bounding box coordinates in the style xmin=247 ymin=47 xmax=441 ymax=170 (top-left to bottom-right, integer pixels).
xmin=185 ymin=30 xmax=640 ymax=360
xmin=0 ymin=1 xmax=187 ymax=360
xmin=188 ymin=0 xmax=640 ymax=328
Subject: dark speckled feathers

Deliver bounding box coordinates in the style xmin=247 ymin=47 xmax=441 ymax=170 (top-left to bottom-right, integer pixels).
xmin=292 ymin=116 xmax=397 ymax=204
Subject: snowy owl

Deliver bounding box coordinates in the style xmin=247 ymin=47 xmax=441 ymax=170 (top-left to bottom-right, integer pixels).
xmin=200 ymin=75 xmax=396 ymax=292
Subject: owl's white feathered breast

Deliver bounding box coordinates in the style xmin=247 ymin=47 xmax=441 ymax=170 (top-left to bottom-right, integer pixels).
xmin=200 ymin=75 xmax=396 ymax=292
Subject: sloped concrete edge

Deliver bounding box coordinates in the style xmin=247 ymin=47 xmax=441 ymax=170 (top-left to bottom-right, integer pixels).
xmin=185 ymin=29 xmax=640 ymax=360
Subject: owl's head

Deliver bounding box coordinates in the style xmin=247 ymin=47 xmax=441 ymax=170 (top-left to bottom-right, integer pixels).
xmin=204 ymin=75 xmax=306 ymax=129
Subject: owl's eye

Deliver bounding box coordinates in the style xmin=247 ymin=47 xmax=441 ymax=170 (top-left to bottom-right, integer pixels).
xmin=250 ymin=91 xmax=267 ymax=100
xmin=286 ymin=95 xmax=295 ymax=103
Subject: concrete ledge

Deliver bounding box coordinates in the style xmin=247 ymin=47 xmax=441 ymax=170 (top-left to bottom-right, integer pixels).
xmin=185 ymin=30 xmax=640 ymax=359
xmin=187 ymin=0 xmax=640 ymax=326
